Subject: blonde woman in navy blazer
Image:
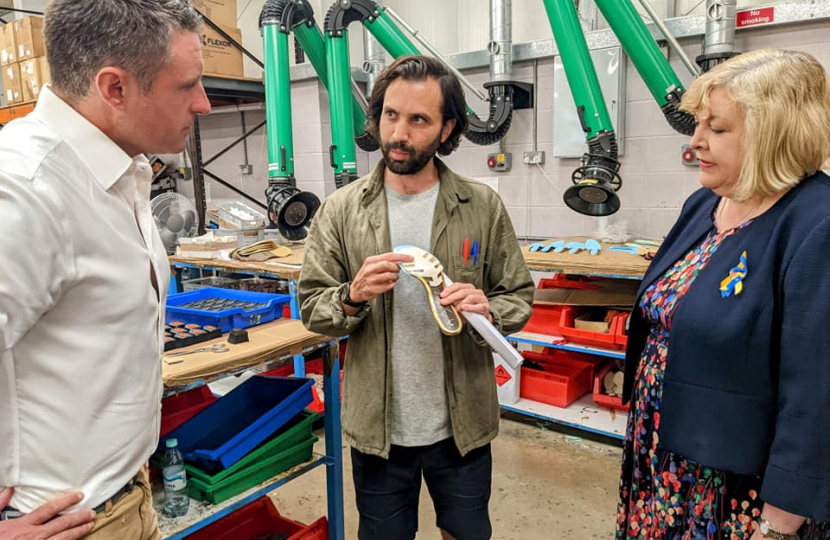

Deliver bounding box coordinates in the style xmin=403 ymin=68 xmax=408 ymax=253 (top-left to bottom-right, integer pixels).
xmin=616 ymin=49 xmax=830 ymax=540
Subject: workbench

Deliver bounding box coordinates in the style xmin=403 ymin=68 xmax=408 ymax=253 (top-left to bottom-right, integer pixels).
xmin=157 ymin=318 xmax=344 ymax=540
xmin=168 ymin=247 xmax=307 ymax=375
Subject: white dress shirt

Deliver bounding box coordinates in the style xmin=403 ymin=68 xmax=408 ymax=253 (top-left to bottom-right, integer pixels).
xmin=0 ymin=85 xmax=170 ymax=512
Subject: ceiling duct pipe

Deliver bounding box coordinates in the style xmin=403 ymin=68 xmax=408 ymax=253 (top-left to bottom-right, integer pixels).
xmin=465 ymin=0 xmax=534 ymax=145
xmin=363 ymin=29 xmax=385 ymax=98
xmin=696 ymin=0 xmax=739 ymax=72
xmin=489 ymin=0 xmax=512 ymax=82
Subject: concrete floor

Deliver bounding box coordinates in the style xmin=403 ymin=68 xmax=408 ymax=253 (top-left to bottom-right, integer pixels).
xmin=269 ymin=413 xmax=623 ymax=539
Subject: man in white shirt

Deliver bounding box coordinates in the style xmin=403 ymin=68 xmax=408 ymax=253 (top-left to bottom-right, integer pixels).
xmin=0 ymin=1 xmax=211 ymax=538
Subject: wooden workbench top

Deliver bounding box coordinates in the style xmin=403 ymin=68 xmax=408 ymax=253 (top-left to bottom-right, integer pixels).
xmin=162 ymin=318 xmax=329 ymax=388
xmin=522 ymin=237 xmax=655 ymax=279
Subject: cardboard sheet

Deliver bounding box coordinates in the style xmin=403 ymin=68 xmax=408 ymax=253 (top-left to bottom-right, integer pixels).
xmin=162 ymin=318 xmax=330 ymax=387
xmin=533 ymin=279 xmax=640 ymax=308
xmin=522 ymin=237 xmax=654 ymax=278
xmin=169 ymin=245 xmax=305 ymax=279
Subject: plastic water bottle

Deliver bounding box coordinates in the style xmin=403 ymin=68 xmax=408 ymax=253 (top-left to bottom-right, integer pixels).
xmin=162 ymin=438 xmax=190 ymax=517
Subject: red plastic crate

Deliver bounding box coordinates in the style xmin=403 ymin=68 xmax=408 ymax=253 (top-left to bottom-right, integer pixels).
xmin=558 ymin=306 xmax=624 ymax=350
xmin=305 ymin=359 xmax=344 ymax=415
xmin=592 ymin=362 xmax=629 ymax=412
xmin=538 ymin=275 xmax=604 ymax=290
xmin=537 ymin=347 xmax=610 ymax=383
xmin=524 ymin=304 xmax=566 ymax=335
xmin=519 ymin=351 xmax=592 ymax=408
xmin=261 ymin=359 xmax=343 ymax=415
xmin=183 ymin=496 xmax=328 ymax=540
xmin=261 ymin=364 xmax=295 ymax=377
xmin=613 ymin=312 xmax=630 ymax=348
xmin=160 ymin=386 xmax=218 ymax=438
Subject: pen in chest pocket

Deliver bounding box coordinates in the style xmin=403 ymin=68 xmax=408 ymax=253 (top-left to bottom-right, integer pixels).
xmin=463 ymin=238 xmax=469 ymax=266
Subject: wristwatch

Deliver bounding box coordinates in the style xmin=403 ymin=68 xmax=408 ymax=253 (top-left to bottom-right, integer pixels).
xmin=757 ymin=519 xmax=800 ymax=540
xmin=340 ymin=282 xmax=367 ymax=309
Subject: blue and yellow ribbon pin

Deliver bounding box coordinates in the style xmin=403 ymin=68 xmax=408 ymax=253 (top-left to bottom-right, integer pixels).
xmin=720 ymin=251 xmax=748 ymax=298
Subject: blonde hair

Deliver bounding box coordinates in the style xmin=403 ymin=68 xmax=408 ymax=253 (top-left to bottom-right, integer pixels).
xmin=680 ymin=48 xmax=830 ymax=201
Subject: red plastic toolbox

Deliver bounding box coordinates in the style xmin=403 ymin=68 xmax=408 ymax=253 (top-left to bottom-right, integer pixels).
xmin=592 ymin=362 xmax=630 ymax=412
xmin=183 ymin=496 xmax=328 ymax=540
xmin=519 ymin=351 xmax=592 ymax=408
xmin=558 ymin=306 xmax=625 ymax=350
xmin=160 ymin=386 xmax=218 ymax=438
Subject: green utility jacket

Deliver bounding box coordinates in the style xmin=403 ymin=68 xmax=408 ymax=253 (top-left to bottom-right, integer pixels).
xmin=298 ymin=159 xmax=534 ymax=458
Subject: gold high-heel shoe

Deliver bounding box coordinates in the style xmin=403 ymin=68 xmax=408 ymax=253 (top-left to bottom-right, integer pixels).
xmin=394 ymin=245 xmax=463 ymax=336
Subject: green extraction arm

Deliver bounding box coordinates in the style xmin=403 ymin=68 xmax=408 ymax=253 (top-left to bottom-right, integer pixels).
xmin=594 ymin=0 xmax=695 ymax=135
xmin=322 ymin=0 xmax=516 ymax=188
xmin=541 ymin=0 xmax=695 ymax=216
xmin=259 ymin=0 xmax=320 ymax=240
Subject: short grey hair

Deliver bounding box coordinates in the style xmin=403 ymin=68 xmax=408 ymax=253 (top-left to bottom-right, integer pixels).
xmin=44 ymin=0 xmax=203 ymax=101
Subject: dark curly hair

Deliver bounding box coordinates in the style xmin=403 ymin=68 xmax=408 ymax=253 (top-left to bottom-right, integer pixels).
xmin=366 ymin=55 xmax=468 ymax=156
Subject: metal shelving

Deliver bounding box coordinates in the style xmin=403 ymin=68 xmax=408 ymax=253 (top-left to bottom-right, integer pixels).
xmin=502 ymin=396 xmax=627 ymax=440
xmin=158 ymin=321 xmax=345 ymax=540
xmin=509 ymin=331 xmax=625 ymax=361
xmin=505 ymin=257 xmax=639 ymax=440
xmin=157 ymin=455 xmax=326 ymax=539
xmin=505 ymin=331 xmax=627 ymax=440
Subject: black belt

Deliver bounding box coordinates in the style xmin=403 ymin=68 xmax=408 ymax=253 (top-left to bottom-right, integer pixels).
xmin=0 ymin=475 xmax=138 ymax=521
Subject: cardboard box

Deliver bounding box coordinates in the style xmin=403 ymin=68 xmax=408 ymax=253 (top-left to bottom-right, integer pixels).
xmin=533 ymin=279 xmax=639 ymax=308
xmin=201 ymin=24 xmax=243 ymax=78
xmin=2 ymin=62 xmax=22 ymax=104
xmin=19 ymin=56 xmax=50 ymax=102
xmin=192 ymin=0 xmax=238 ymax=28
xmin=573 ymin=310 xmax=614 ymax=334
xmin=13 ymin=17 xmax=45 ymax=61
xmin=0 ymin=23 xmax=16 ymax=66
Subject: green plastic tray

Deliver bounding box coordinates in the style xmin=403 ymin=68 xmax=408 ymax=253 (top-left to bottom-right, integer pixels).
xmin=186 ymin=409 xmax=318 ymax=485
xmin=188 ymin=434 xmax=318 ymax=504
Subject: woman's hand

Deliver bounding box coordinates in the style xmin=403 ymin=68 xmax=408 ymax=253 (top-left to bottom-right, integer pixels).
xmin=749 ymin=503 xmax=806 ymax=540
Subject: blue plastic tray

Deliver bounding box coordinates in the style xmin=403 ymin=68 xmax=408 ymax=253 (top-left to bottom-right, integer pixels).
xmin=165 ymin=287 xmax=291 ymax=332
xmin=161 ymin=376 xmax=313 ymax=473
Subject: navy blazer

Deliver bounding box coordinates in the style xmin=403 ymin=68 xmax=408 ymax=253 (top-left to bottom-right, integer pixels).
xmin=623 ymin=171 xmax=830 ymax=522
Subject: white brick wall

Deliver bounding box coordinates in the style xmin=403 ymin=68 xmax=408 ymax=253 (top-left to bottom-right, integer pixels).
xmin=193 ymin=13 xmax=830 ymax=240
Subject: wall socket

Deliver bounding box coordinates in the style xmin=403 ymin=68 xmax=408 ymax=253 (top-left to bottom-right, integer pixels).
xmin=239 ymin=164 xmax=253 ymax=175
xmin=523 ymin=151 xmax=545 ymax=165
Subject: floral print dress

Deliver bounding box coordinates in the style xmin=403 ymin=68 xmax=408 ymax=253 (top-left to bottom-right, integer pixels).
xmin=616 ymin=226 xmax=829 ymax=540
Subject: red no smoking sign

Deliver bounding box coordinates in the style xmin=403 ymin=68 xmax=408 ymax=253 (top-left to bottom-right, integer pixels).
xmin=736 ymin=7 xmax=774 ymax=27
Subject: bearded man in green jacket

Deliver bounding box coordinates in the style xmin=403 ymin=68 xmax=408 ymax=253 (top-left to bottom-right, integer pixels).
xmin=299 ymin=55 xmax=533 ymax=540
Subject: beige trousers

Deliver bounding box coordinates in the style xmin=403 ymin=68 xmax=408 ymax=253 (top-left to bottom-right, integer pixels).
xmin=82 ymin=467 xmax=161 ymax=540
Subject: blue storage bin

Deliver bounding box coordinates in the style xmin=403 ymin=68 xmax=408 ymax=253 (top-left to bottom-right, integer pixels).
xmin=165 ymin=287 xmax=291 ymax=332
xmin=161 ymin=376 xmax=314 ymax=473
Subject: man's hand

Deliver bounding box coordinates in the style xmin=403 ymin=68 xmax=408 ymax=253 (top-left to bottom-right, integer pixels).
xmin=440 ymin=282 xmax=492 ymax=323
xmin=0 ymin=487 xmax=96 ymax=540
xmin=348 ymin=253 xmax=414 ymax=304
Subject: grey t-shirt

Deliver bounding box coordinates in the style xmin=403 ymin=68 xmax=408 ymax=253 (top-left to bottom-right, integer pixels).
xmin=385 ymin=182 xmax=451 ymax=446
